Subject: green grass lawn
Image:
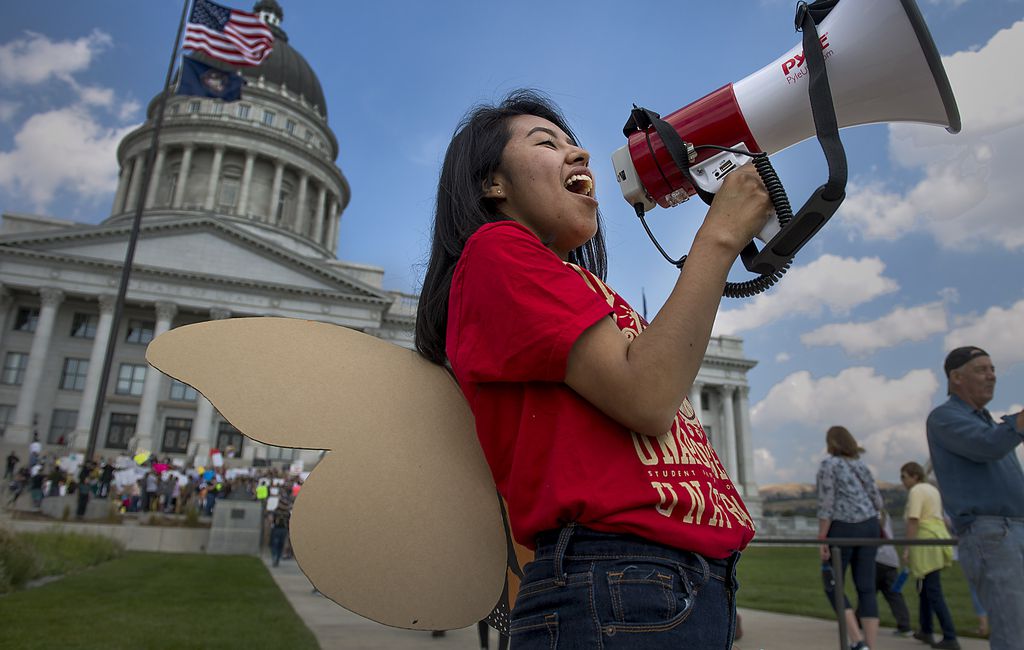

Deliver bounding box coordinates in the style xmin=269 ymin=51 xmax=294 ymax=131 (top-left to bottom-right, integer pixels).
xmin=0 ymin=552 xmax=318 ymax=650
xmin=737 ymin=546 xmax=983 ymax=638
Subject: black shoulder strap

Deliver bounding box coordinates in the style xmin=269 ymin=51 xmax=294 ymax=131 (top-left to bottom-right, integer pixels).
xmin=745 ymin=0 xmax=849 ymax=275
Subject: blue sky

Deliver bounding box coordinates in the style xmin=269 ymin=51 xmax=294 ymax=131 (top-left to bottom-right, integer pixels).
xmin=1 ymin=0 xmax=1021 ymax=486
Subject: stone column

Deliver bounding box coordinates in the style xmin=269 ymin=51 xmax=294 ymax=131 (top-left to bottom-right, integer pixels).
xmin=327 ymin=203 xmax=340 ymax=253
xmin=720 ymin=385 xmax=738 ymax=477
xmin=269 ymin=160 xmax=284 ymax=224
xmin=237 ymin=151 xmax=255 ymax=217
xmin=294 ymin=172 xmax=309 ymax=232
xmin=0 ymin=284 xmax=11 ymax=350
xmin=133 ymin=302 xmax=178 ymax=454
xmin=71 ymin=295 xmax=116 ymax=453
xmin=312 ymin=185 xmax=326 ymax=242
xmin=204 ymin=146 xmax=225 ymax=210
xmin=9 ymin=288 xmax=64 ymax=444
xmin=689 ymin=380 xmax=704 ymax=426
xmin=144 ymin=147 xmax=167 ymax=209
xmin=112 ymin=162 xmax=131 ymax=215
xmin=192 ymin=308 xmax=232 ymax=461
xmin=172 ymin=145 xmax=194 ymax=208
xmin=737 ymin=386 xmax=758 ymax=496
xmin=123 ymin=155 xmax=145 ymax=214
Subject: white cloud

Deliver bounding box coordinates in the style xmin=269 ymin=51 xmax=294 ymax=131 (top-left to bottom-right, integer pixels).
xmin=992 ymin=404 xmax=1023 ymax=420
xmin=945 ymin=298 xmax=1024 ymax=368
xmin=0 ymin=100 xmax=18 ymax=122
xmin=752 ymin=367 xmax=941 ymax=482
xmin=842 ymin=21 xmax=1024 ymax=250
xmin=714 ymin=254 xmax=898 ymax=334
xmin=75 ymin=84 xmax=115 ymax=108
xmin=752 ymin=366 xmax=938 ymax=431
xmin=0 ymin=30 xmax=112 ymax=86
xmin=775 ymin=352 xmax=791 ymax=363
xmin=800 ymin=301 xmax=948 ymax=356
xmin=754 ymin=448 xmax=788 ymax=484
xmin=0 ymin=106 xmax=136 ymax=210
xmin=118 ymin=100 xmax=141 ymax=122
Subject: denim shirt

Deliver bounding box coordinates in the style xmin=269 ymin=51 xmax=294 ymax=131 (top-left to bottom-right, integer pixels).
xmin=816 ymin=455 xmax=882 ymax=523
xmin=926 ymin=394 xmax=1024 ymax=533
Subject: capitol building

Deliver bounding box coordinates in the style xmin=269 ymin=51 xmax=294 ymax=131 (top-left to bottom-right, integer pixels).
xmin=0 ymin=1 xmax=762 ymax=515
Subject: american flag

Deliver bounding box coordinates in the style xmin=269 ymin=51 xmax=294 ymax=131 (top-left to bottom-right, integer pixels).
xmin=183 ymin=0 xmax=274 ymax=67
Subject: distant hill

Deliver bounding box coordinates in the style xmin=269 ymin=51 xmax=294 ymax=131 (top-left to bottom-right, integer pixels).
xmin=759 ymin=482 xmax=906 ymax=517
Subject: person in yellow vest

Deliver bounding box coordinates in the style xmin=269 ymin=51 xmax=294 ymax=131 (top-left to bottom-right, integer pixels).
xmin=900 ymin=461 xmax=959 ymax=650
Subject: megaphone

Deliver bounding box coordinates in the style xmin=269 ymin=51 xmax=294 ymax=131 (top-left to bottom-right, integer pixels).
xmin=612 ymin=0 xmax=959 ymax=289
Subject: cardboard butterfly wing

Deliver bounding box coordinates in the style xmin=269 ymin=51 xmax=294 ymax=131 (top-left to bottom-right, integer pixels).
xmin=146 ymin=317 xmax=508 ymax=631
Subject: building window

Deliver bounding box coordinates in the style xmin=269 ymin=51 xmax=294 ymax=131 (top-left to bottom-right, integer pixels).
xmin=48 ymin=409 xmax=77 ymax=445
xmin=237 ymin=104 xmax=251 ymax=119
xmin=71 ymin=312 xmax=98 ymax=339
xmin=60 ymin=358 xmax=89 ymax=391
xmin=106 ymin=413 xmax=136 ymax=449
xmin=218 ymin=164 xmax=242 ymax=212
xmin=285 ymin=119 xmax=297 ymax=135
xmin=125 ymin=319 xmax=155 ymax=344
xmin=162 ymin=163 xmax=180 ymax=207
xmin=218 ymin=178 xmax=240 ymax=211
xmin=1 ymin=352 xmax=28 ymax=385
xmin=275 ymin=181 xmax=293 ymax=225
xmin=263 ymin=445 xmax=297 ymax=461
xmin=169 ymin=379 xmax=198 ymax=402
xmin=188 ymin=101 xmax=201 ymax=114
xmin=262 ymin=110 xmax=275 ymax=126
xmin=116 ymin=363 xmax=147 ymax=396
xmin=217 ymin=421 xmax=244 ymax=457
xmin=162 ymin=417 xmax=192 ymax=454
xmin=0 ymin=404 xmax=13 ymax=437
xmin=169 ymin=103 xmax=180 ymax=115
xmin=13 ymin=307 xmax=39 ymax=332
xmin=212 ymin=102 xmax=224 ymax=115
xmin=304 ymin=130 xmax=312 ymax=143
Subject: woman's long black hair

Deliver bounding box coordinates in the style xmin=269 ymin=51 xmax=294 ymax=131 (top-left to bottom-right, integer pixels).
xmin=414 ymin=89 xmax=608 ymax=366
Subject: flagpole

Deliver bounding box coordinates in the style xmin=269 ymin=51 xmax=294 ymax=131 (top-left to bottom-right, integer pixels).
xmin=84 ymin=0 xmax=193 ymax=463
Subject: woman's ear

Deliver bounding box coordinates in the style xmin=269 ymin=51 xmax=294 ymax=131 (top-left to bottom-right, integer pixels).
xmin=482 ymin=177 xmax=505 ymax=200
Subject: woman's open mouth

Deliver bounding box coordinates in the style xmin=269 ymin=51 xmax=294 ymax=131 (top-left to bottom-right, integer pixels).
xmin=564 ymin=174 xmax=594 ymax=198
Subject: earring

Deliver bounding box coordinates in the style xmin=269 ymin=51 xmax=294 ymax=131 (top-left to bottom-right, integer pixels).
xmin=496 ymin=188 xmax=502 ymax=195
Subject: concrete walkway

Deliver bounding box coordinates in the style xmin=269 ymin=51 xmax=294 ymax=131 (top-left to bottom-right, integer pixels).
xmin=265 ymin=556 xmax=991 ymax=650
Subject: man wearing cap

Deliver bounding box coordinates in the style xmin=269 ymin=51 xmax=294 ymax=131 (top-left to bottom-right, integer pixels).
xmin=927 ymin=346 xmax=1024 ymax=650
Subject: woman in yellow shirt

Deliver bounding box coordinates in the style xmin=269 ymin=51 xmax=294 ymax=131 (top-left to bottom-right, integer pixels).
xmin=901 ymin=461 xmax=959 ymax=650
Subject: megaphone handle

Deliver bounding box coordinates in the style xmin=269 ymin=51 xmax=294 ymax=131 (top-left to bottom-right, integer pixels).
xmin=744 ymin=186 xmax=845 ymax=276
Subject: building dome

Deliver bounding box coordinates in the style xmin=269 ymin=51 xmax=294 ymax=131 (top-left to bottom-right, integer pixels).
xmin=245 ymin=35 xmax=326 ymax=117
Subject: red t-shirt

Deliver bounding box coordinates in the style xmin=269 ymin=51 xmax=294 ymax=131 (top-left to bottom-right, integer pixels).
xmin=447 ymin=221 xmax=755 ymax=558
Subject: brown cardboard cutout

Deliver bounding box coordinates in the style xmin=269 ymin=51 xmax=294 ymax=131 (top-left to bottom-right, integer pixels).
xmin=146 ymin=317 xmax=508 ymax=630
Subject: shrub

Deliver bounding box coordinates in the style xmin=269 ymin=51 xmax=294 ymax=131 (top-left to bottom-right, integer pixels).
xmin=18 ymin=529 xmax=124 ymax=578
xmin=0 ymin=527 xmax=40 ymax=594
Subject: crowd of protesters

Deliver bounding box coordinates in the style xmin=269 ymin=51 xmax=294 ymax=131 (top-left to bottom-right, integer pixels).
xmin=5 ymin=446 xmax=303 ymax=523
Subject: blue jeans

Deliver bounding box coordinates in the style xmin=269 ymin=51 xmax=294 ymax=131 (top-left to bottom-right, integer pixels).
xmin=509 ymin=524 xmax=739 ymax=649
xmin=269 ymin=527 xmax=288 ymax=566
xmin=824 ymin=518 xmax=879 ymax=618
xmin=918 ymin=570 xmax=956 ymax=640
xmin=957 ymin=516 xmax=1024 ymax=650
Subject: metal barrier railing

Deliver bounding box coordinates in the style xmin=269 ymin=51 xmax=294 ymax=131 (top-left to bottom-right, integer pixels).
xmin=751 ymin=537 xmax=959 ymax=650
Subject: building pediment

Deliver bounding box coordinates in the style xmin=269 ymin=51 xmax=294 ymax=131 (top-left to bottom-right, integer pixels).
xmin=0 ymin=215 xmax=386 ymax=301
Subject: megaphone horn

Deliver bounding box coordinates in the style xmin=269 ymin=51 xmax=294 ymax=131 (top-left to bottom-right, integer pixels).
xmin=612 ymin=0 xmax=960 ymax=286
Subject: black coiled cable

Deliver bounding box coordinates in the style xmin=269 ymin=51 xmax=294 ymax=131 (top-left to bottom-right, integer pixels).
xmin=635 ymin=147 xmax=792 ymax=298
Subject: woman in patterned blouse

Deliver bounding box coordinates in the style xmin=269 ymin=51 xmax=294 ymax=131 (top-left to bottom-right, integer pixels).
xmin=817 ymin=425 xmax=884 ymax=650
